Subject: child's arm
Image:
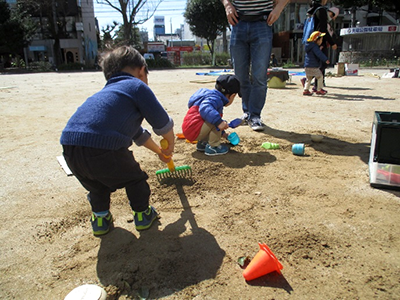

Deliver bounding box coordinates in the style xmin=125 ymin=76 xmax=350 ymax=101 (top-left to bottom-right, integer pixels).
xmin=142 ymin=130 xmax=174 ymax=163
xmin=199 ymin=96 xmax=227 ymax=129
xmin=313 ymin=46 xmax=329 ymax=65
xmin=160 ymin=129 xmax=175 ymax=157
xmin=218 ymin=120 xmax=229 ymax=131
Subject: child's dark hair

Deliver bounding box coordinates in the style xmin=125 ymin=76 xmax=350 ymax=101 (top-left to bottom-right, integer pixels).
xmin=99 ymin=45 xmax=148 ymax=80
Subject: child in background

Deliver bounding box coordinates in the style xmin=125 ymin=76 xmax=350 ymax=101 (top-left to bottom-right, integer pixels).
xmin=60 ymin=45 xmax=175 ymax=236
xmin=182 ymin=74 xmax=241 ymax=156
xmin=270 ymin=53 xmax=278 ymax=67
xmin=303 ymin=31 xmax=330 ymax=96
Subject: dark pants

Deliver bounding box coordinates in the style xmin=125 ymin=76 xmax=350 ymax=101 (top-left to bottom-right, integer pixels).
xmin=315 ymin=47 xmax=328 ymax=88
xmin=62 ymin=145 xmax=150 ymax=213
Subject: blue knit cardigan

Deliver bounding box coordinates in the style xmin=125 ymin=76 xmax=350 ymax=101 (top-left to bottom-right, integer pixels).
xmin=60 ymin=72 xmax=173 ymax=150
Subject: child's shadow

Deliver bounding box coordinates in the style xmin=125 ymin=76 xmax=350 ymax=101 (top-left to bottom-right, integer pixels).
xmin=96 ymin=183 xmax=225 ymax=298
xmin=192 ymin=147 xmax=277 ymax=168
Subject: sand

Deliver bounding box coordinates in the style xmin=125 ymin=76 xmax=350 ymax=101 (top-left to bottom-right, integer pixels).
xmin=1 ymin=68 xmax=399 ymax=299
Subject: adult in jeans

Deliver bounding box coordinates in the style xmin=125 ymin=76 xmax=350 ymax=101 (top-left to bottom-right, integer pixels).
xmin=307 ymin=0 xmax=337 ymax=90
xmin=221 ymin=0 xmax=289 ymax=131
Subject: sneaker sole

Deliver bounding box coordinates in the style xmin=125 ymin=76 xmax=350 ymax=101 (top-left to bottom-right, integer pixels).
xmin=205 ymin=151 xmax=228 ymax=156
xmin=135 ymin=214 xmax=159 ymax=231
xmin=250 ymin=125 xmax=264 ymax=131
xmin=93 ymin=228 xmax=111 ymax=236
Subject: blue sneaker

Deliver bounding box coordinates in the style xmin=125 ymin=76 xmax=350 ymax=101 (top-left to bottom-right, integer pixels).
xmin=133 ymin=206 xmax=159 ymax=231
xmin=196 ymin=140 xmax=207 ymax=152
xmin=91 ymin=212 xmax=113 ymax=236
xmin=205 ymin=144 xmax=229 ymax=156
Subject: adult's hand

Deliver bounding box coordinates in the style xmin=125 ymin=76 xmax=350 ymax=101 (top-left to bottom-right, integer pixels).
xmin=267 ymin=0 xmax=289 ymax=26
xmin=221 ymin=0 xmax=238 ymax=26
xmin=267 ymin=9 xmax=282 ymax=26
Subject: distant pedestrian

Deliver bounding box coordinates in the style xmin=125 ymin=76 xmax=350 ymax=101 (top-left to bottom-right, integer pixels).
xmin=307 ymin=0 xmax=337 ymax=90
xmin=303 ymin=31 xmax=330 ymax=96
xmin=270 ymin=53 xmax=278 ymax=67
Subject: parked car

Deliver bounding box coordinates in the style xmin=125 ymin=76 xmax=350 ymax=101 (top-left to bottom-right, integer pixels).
xmin=144 ymin=53 xmax=155 ymax=60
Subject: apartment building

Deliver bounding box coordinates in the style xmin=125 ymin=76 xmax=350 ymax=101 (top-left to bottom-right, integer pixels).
xmin=6 ymin=0 xmax=98 ymax=67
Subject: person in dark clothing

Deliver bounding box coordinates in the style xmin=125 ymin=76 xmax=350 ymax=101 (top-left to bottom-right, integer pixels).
xmin=307 ymin=0 xmax=337 ymax=90
xmin=270 ymin=53 xmax=279 ymax=67
xmin=60 ymin=46 xmax=175 ymax=236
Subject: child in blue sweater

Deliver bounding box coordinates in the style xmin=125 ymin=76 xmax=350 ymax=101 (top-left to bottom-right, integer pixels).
xmin=60 ymin=46 xmax=175 ymax=236
xmin=182 ymin=74 xmax=241 ymax=156
xmin=303 ymin=31 xmax=330 ymax=96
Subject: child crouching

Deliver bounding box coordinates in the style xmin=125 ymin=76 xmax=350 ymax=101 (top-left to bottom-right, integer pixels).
xmin=182 ymin=74 xmax=241 ymax=156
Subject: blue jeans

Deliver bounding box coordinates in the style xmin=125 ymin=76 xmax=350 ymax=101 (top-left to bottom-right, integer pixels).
xmin=230 ymin=21 xmax=273 ymax=119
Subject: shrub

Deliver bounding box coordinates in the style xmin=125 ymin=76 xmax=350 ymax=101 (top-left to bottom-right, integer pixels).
xmin=182 ymin=52 xmax=230 ymax=66
xmin=57 ymin=62 xmax=85 ymax=71
xmin=28 ymin=61 xmax=53 ymax=72
xmin=146 ymin=58 xmax=174 ymax=69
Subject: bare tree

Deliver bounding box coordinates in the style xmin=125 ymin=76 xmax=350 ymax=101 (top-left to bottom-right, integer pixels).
xmin=97 ymin=0 xmax=163 ymax=44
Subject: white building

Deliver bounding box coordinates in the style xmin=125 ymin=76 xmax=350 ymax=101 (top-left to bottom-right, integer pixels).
xmin=18 ymin=0 xmax=98 ymax=67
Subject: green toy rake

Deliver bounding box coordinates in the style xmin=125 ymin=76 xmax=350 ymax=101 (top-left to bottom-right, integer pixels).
xmin=156 ymin=139 xmax=192 ymax=181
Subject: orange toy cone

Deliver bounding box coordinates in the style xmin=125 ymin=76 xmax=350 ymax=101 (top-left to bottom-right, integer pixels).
xmin=243 ymin=243 xmax=283 ymax=281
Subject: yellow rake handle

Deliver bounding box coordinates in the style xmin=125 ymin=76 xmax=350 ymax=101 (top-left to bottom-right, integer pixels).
xmin=160 ymin=139 xmax=175 ymax=172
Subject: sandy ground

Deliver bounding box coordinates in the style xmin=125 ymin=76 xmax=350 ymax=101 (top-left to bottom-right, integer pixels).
xmin=1 ymin=68 xmax=399 ymax=299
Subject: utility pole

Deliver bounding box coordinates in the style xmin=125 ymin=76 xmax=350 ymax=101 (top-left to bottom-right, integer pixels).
xmin=170 ymin=17 xmax=173 ymax=44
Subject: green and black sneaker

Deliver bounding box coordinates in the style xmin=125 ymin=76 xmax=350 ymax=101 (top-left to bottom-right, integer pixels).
xmin=133 ymin=206 xmax=159 ymax=231
xmin=91 ymin=212 xmax=113 ymax=236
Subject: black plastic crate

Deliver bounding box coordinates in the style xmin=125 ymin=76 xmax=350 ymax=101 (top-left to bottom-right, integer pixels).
xmin=369 ymin=111 xmax=400 ymax=190
xmin=372 ymin=111 xmax=400 ymax=165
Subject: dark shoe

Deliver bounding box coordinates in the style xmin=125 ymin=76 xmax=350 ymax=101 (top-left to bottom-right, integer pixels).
xmin=205 ymin=144 xmax=229 ymax=156
xmin=313 ymin=87 xmax=327 ymax=93
xmin=91 ymin=212 xmax=113 ymax=236
xmin=303 ymin=90 xmax=313 ymax=96
xmin=248 ymin=117 xmax=265 ymax=131
xmin=196 ymin=140 xmax=207 ymax=152
xmin=316 ymin=89 xmax=328 ymax=95
xmin=300 ymin=77 xmax=306 ymax=87
xmin=133 ymin=206 xmax=159 ymax=231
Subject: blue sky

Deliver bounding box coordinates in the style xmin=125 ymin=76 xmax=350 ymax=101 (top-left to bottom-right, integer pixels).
xmin=93 ymin=0 xmax=186 ymax=39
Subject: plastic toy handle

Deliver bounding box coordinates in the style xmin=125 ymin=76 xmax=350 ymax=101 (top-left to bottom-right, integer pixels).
xmin=229 ymin=118 xmax=244 ymax=128
xmin=160 ymin=139 xmax=175 ymax=172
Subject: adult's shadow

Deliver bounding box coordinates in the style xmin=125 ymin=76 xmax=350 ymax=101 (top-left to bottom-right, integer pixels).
xmin=97 ymin=180 xmax=225 ymax=298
